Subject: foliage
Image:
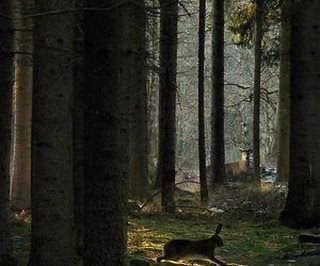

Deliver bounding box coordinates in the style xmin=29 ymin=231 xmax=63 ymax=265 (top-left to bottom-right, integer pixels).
xmin=228 ymin=0 xmax=282 ymax=66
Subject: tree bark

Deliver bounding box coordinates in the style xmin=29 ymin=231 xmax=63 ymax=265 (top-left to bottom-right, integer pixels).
xmin=83 ymin=1 xmax=129 ymax=264
xmin=73 ymin=0 xmax=85 ymax=261
xmin=10 ymin=0 xmax=33 ymax=210
xmin=210 ymin=0 xmax=225 ymax=187
xmin=0 ymin=1 xmax=14 ymax=264
xmin=129 ymin=0 xmax=149 ymax=200
xmin=280 ymin=0 xmax=320 ymax=229
xmin=158 ymin=0 xmax=178 ymax=213
xmin=29 ymin=0 xmax=76 ymax=264
xmin=252 ymin=0 xmax=263 ymax=184
xmin=276 ymin=0 xmax=290 ymax=182
xmin=198 ymin=0 xmax=208 ymax=205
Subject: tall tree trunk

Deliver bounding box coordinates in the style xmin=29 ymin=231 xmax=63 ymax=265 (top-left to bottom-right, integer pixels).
xmin=29 ymin=0 xmax=76 ymax=264
xmin=83 ymin=1 xmax=129 ymax=264
xmin=280 ymin=0 xmax=320 ymax=228
xmin=0 ymin=1 xmax=14 ymax=264
xmin=198 ymin=0 xmax=208 ymax=205
xmin=146 ymin=0 xmax=160 ymax=187
xmin=11 ymin=0 xmax=33 ymax=210
xmin=129 ymin=0 xmax=149 ymax=200
xmin=276 ymin=0 xmax=290 ymax=182
xmin=73 ymin=0 xmax=85 ymax=261
xmin=158 ymin=0 xmax=178 ymax=213
xmin=252 ymin=0 xmax=263 ymax=184
xmin=210 ymin=0 xmax=225 ymax=187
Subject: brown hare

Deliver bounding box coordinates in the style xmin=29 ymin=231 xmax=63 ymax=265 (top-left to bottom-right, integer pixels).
xmin=157 ymin=223 xmax=227 ymax=265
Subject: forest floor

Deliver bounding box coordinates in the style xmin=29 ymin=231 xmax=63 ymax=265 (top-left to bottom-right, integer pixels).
xmin=128 ymin=213 xmax=320 ymax=265
xmin=11 ymin=183 xmax=320 ymax=265
xmin=12 ymin=211 xmax=320 ymax=266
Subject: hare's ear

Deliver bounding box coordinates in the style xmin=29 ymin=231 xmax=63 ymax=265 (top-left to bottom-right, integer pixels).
xmin=214 ymin=223 xmax=223 ymax=236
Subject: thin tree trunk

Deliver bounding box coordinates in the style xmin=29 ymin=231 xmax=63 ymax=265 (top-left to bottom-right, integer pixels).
xmin=210 ymin=0 xmax=225 ymax=187
xmin=11 ymin=0 xmax=33 ymax=210
xmin=158 ymin=0 xmax=178 ymax=213
xmin=29 ymin=0 xmax=76 ymax=264
xmin=129 ymin=0 xmax=149 ymax=200
xmin=252 ymin=0 xmax=263 ymax=184
xmin=276 ymin=0 xmax=290 ymax=182
xmin=83 ymin=1 xmax=129 ymax=264
xmin=0 ymin=1 xmax=14 ymax=264
xmin=198 ymin=0 xmax=208 ymax=205
xmin=280 ymin=0 xmax=320 ymax=228
xmin=146 ymin=0 xmax=160 ymax=187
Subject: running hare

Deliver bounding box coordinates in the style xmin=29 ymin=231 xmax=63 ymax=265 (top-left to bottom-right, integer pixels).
xmin=157 ymin=223 xmax=226 ymax=265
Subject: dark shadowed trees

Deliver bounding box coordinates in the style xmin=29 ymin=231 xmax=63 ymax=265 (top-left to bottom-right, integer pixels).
xmin=210 ymin=0 xmax=225 ymax=187
xmin=29 ymin=0 xmax=76 ymax=264
xmin=252 ymin=0 xmax=263 ymax=184
xmin=73 ymin=0 xmax=85 ymax=261
xmin=0 ymin=1 xmax=14 ymax=264
xmin=158 ymin=0 xmax=178 ymax=213
xmin=198 ymin=0 xmax=208 ymax=205
xmin=129 ymin=0 xmax=149 ymax=200
xmin=280 ymin=0 xmax=320 ymax=228
xmin=276 ymin=0 xmax=290 ymax=182
xmin=83 ymin=0 xmax=130 ymax=264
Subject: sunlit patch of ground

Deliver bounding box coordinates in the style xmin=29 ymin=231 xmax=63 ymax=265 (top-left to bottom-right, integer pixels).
xmin=128 ymin=213 xmax=320 ymax=265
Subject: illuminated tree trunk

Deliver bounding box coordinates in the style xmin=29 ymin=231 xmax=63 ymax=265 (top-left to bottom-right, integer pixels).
xmin=11 ymin=0 xmax=33 ymax=210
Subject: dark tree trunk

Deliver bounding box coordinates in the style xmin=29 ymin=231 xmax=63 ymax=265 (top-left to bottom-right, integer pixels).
xmin=280 ymin=0 xmax=320 ymax=228
xmin=158 ymin=0 xmax=178 ymax=213
xmin=252 ymin=0 xmax=263 ymax=184
xmin=0 ymin=1 xmax=14 ymax=264
xmin=29 ymin=0 xmax=76 ymax=264
xmin=73 ymin=0 xmax=85 ymax=261
xmin=210 ymin=0 xmax=225 ymax=187
xmin=129 ymin=0 xmax=149 ymax=200
xmin=83 ymin=1 xmax=129 ymax=264
xmin=276 ymin=0 xmax=290 ymax=182
xmin=198 ymin=0 xmax=208 ymax=205
xmin=11 ymin=0 xmax=33 ymax=210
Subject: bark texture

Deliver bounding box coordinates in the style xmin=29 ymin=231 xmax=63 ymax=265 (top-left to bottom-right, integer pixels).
xmin=252 ymin=0 xmax=263 ymax=183
xmin=210 ymin=0 xmax=225 ymax=187
xmin=29 ymin=0 xmax=76 ymax=264
xmin=129 ymin=0 xmax=149 ymax=199
xmin=11 ymin=0 xmax=33 ymax=210
xmin=276 ymin=0 xmax=290 ymax=182
xmin=0 ymin=1 xmax=14 ymax=263
xmin=83 ymin=1 xmax=129 ymax=264
xmin=198 ymin=0 xmax=208 ymax=205
xmin=158 ymin=0 xmax=178 ymax=213
xmin=73 ymin=0 xmax=85 ymax=261
xmin=280 ymin=0 xmax=320 ymax=228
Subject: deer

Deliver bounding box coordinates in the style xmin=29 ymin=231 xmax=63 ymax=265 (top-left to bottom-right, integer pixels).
xmin=207 ymin=148 xmax=251 ymax=181
xmin=157 ymin=224 xmax=227 ymax=265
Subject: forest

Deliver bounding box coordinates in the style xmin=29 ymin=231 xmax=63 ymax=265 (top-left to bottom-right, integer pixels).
xmin=1 ymin=0 xmax=320 ymax=265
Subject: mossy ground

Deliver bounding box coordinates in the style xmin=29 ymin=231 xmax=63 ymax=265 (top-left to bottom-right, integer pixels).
xmin=12 ymin=208 xmax=320 ymax=265
xmin=128 ymin=213 xmax=320 ymax=265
